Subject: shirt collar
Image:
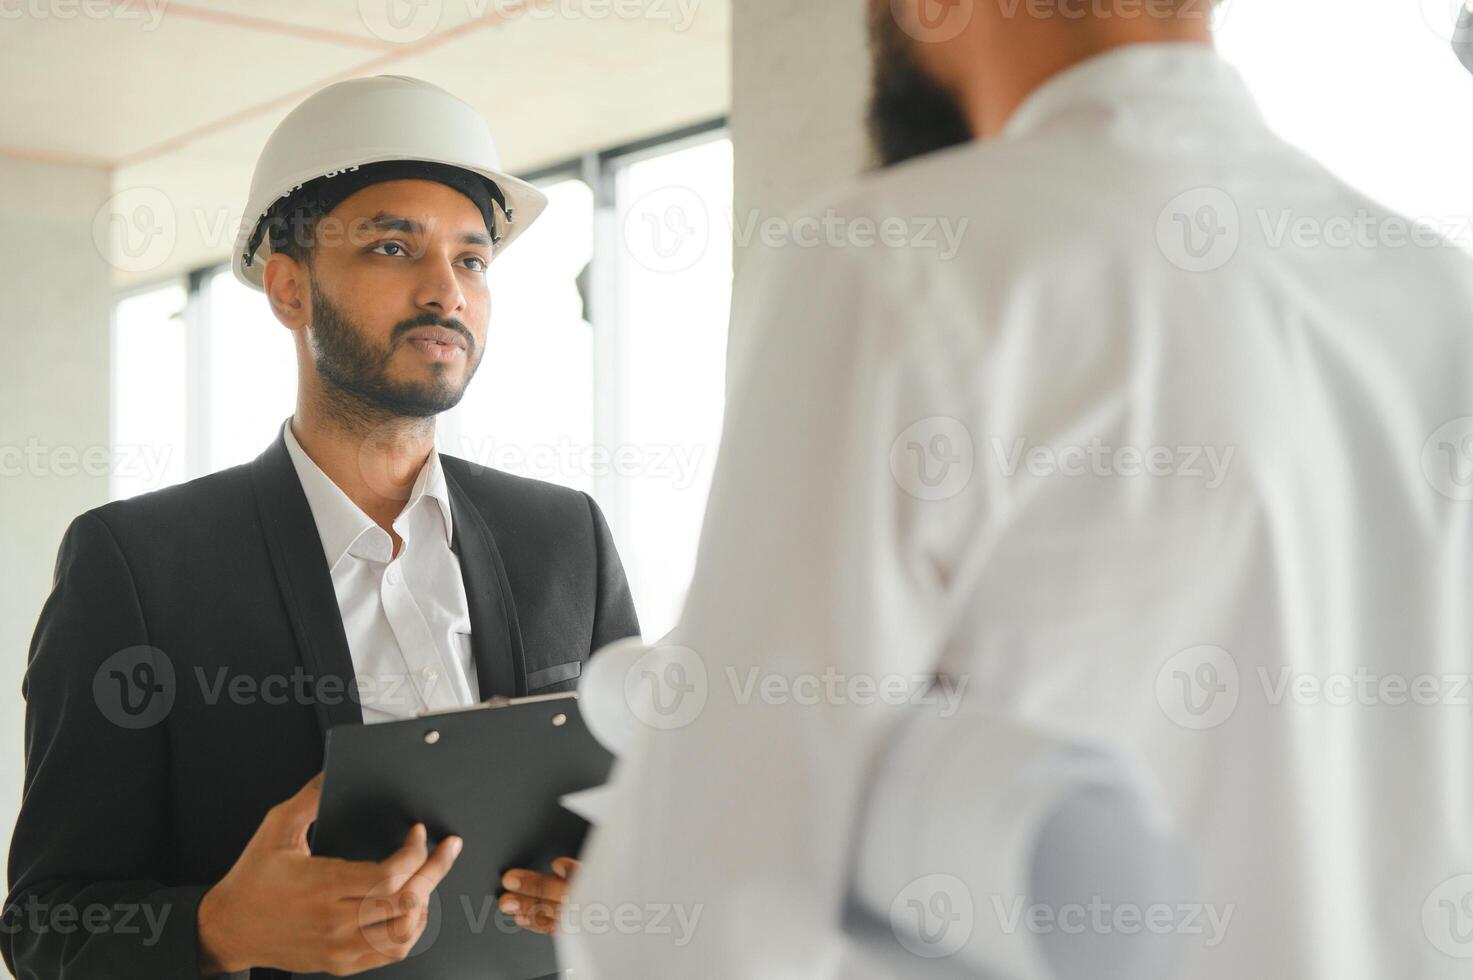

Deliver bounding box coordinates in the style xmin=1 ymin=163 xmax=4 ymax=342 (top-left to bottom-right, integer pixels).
xmin=1002 ymin=42 xmax=1261 ymax=141
xmin=281 ymin=418 xmax=454 ymax=568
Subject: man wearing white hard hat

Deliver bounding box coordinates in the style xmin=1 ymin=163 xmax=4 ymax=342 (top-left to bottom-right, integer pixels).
xmin=3 ymin=75 xmax=639 ymax=979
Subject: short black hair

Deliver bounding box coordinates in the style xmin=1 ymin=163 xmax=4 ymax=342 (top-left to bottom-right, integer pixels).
xmin=249 ymin=160 xmax=506 ymax=274
xmin=261 ymin=191 xmax=334 ymax=269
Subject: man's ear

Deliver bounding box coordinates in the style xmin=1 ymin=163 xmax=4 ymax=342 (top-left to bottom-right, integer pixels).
xmin=263 ymin=251 xmax=310 ymax=334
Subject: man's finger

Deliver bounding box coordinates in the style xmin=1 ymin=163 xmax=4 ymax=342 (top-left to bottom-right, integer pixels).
xmin=264 ymin=772 xmax=325 ymax=847
xmin=551 ymin=857 xmax=579 ymax=879
xmin=519 ymin=900 xmax=561 ymax=935
xmin=371 ymin=823 xmax=436 ymax=887
xmin=316 ymin=824 xmax=428 ymax=899
xmin=349 ymin=833 xmax=460 ymax=927
xmin=500 ymin=869 xmax=569 ymax=903
xmin=351 ymin=905 xmax=433 ymax=968
xmin=392 ymin=835 xmax=463 ymax=909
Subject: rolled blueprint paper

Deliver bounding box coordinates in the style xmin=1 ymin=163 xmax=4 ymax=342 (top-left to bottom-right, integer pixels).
xmin=850 ymin=705 xmax=1186 ymax=980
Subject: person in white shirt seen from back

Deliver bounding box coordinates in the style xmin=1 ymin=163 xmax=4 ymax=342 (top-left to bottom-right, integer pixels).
xmin=561 ymin=1 xmax=1473 ymax=978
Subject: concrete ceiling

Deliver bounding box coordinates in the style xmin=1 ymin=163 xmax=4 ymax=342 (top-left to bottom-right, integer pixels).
xmin=0 ymin=0 xmax=730 ymax=288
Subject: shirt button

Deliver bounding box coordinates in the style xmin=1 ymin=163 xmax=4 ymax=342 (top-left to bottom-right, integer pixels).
xmin=385 ymin=566 xmax=401 ymax=586
xmin=422 ymin=666 xmax=439 ymax=683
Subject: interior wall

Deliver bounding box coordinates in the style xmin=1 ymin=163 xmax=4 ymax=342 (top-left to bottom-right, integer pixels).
xmin=0 ymin=157 xmax=115 ymax=861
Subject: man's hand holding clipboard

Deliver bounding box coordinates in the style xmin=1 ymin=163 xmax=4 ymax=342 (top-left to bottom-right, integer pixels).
xmin=197 ymin=692 xmax=613 ymax=979
xmin=499 ymin=856 xmax=580 ymax=935
xmin=195 ymin=773 xmax=467 ymax=977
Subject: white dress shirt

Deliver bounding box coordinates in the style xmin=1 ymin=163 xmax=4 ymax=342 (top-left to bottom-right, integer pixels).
xmin=564 ymin=44 xmax=1473 ymax=980
xmin=283 ymin=419 xmax=479 ymax=723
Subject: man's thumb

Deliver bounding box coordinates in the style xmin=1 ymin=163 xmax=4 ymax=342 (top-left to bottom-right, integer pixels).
xmin=266 ymin=771 xmax=325 ymax=846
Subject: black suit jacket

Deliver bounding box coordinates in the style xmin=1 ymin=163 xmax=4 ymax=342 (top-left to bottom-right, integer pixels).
xmin=2 ymin=424 xmax=640 ymax=979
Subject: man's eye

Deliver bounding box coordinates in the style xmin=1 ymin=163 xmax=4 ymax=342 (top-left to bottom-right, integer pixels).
xmin=464 ymin=256 xmax=488 ymax=273
xmin=371 ymin=241 xmax=408 ymax=257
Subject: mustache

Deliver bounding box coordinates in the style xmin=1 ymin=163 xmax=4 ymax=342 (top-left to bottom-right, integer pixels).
xmin=392 ymin=314 xmax=475 ymax=351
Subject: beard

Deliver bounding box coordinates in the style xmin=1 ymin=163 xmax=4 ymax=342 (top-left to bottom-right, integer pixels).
xmin=306 ymin=267 xmax=480 ymax=420
xmin=866 ymin=1 xmax=975 ymax=168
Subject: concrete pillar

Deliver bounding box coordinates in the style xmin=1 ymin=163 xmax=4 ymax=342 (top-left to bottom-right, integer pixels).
xmin=730 ymin=0 xmax=872 ymax=239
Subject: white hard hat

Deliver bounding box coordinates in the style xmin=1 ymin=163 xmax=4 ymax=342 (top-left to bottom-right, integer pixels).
xmin=1457 ymin=4 xmax=1473 ymax=75
xmin=232 ymin=74 xmax=547 ymax=292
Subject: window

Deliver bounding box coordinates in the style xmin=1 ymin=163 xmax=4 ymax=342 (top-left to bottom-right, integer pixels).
xmin=606 ymin=135 xmax=734 ymax=640
xmin=203 ymin=267 xmax=298 ymax=473
xmin=111 ymin=282 xmax=188 ymax=500
xmin=442 ymin=177 xmax=597 ymax=493
xmin=1216 ymin=2 xmax=1473 ymax=231
xmin=111 ymin=123 xmax=732 ymax=642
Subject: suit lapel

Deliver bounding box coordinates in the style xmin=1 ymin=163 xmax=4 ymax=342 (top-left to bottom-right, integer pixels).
xmin=443 ymin=460 xmax=527 ymax=699
xmin=249 ymin=422 xmax=363 ymax=739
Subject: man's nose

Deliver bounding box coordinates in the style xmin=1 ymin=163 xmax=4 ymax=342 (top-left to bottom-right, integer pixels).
xmin=414 ymin=256 xmax=467 ymax=316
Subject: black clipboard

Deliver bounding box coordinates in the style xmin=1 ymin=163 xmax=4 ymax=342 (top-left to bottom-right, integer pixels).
xmin=301 ymin=692 xmax=614 ymax=979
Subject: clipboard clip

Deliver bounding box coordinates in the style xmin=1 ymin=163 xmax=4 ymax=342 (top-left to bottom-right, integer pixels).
xmin=415 ymin=691 xmax=578 ymax=718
